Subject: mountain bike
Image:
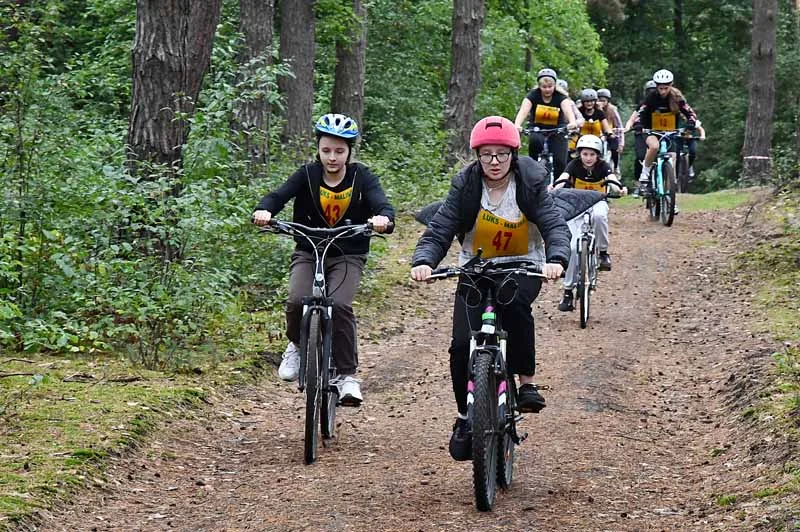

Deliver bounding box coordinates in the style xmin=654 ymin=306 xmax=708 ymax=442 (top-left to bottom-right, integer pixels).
xmin=574 ymin=188 xmax=621 ymax=329
xmin=641 ymin=129 xmax=680 ymax=227
xmin=259 ymin=219 xmax=383 ymax=464
xmin=428 ymin=254 xmax=547 ymax=511
xmin=674 ymin=129 xmax=703 ymax=193
xmin=523 ymin=125 xmax=571 ymax=186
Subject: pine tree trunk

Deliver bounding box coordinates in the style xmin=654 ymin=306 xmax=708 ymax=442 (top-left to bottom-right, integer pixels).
xmin=332 ymin=0 xmax=367 ymax=137
xmin=127 ymin=0 xmax=222 ymax=174
xmin=278 ymin=0 xmax=315 ymax=146
xmin=673 ymin=0 xmax=686 ymax=87
xmin=444 ymin=0 xmax=485 ymax=165
xmin=742 ymin=0 xmax=777 ymax=185
xmin=235 ymin=0 xmax=275 ymax=174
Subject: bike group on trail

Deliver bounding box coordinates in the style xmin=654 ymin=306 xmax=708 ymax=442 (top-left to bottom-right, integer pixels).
xmin=250 ymin=66 xmax=705 ymax=508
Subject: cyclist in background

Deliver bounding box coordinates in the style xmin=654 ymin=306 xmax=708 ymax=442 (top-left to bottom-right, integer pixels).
xmin=624 ymin=80 xmax=657 ymax=194
xmin=410 ymin=116 xmax=569 ymax=461
xmin=513 ymin=68 xmax=578 ymax=178
xmin=551 ymin=135 xmax=625 ymax=311
xmin=674 ymin=119 xmax=707 ymax=180
xmin=596 ymin=88 xmax=624 ymax=176
xmin=635 ymin=69 xmax=697 ymax=197
xmin=577 ymin=89 xmax=614 ymax=141
xmin=557 ymin=78 xmax=585 ymax=129
xmin=252 ymin=114 xmax=395 ymax=406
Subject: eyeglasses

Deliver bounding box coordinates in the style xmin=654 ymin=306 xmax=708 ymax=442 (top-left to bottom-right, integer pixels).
xmin=478 ymin=152 xmax=512 ymax=164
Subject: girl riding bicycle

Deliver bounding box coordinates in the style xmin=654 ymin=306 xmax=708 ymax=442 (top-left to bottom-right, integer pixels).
xmin=596 ymin=88 xmax=624 ymax=175
xmin=410 ymin=116 xmax=569 ymax=461
xmin=635 ymin=69 xmax=698 ymax=197
xmin=252 ymin=113 xmax=395 ymax=406
xmin=551 ymin=134 xmax=626 ymax=311
xmin=513 ymin=68 xmax=578 ymax=178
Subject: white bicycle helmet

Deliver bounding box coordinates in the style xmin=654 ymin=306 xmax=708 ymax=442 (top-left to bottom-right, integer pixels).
xmin=576 ymin=134 xmax=603 ymax=154
xmin=580 ymin=88 xmax=598 ymax=102
xmin=645 ymin=80 xmax=657 ymax=90
xmin=537 ymin=68 xmax=557 ymax=81
xmin=556 ymin=78 xmax=569 ymax=91
xmin=652 ymin=69 xmax=674 ymax=84
xmin=597 ymin=88 xmax=611 ymax=99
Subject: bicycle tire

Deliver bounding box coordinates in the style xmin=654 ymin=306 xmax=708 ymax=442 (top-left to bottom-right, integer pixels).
xmin=579 ymin=238 xmax=590 ymax=329
xmin=303 ymin=311 xmax=323 ymax=464
xmin=497 ymin=377 xmax=516 ymax=489
xmin=320 ymin=321 xmax=337 ymax=440
xmin=471 ymin=350 xmax=499 ymax=512
xmin=660 ymin=160 xmax=677 ymax=227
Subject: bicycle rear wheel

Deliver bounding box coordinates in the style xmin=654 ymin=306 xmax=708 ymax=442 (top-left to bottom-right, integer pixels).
xmin=660 ymin=161 xmax=677 ymax=227
xmin=303 ymin=311 xmax=323 ymax=464
xmin=497 ymin=377 xmax=516 ymax=489
xmin=578 ymin=238 xmax=591 ymax=329
xmin=471 ymin=350 xmax=499 ymax=512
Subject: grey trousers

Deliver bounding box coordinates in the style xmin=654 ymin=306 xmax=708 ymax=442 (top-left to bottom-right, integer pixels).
xmin=286 ymin=250 xmax=367 ymax=375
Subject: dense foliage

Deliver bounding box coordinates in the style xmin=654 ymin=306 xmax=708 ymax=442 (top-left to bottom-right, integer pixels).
xmin=0 ymin=0 xmax=795 ymax=365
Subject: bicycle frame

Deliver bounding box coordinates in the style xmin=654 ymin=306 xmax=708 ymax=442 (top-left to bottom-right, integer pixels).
xmin=524 ymin=126 xmax=570 ymax=186
xmin=579 ymin=210 xmax=598 ymax=290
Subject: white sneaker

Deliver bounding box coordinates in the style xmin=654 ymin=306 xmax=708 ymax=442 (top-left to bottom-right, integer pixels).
xmin=333 ymin=375 xmax=363 ymax=406
xmin=277 ymin=342 xmax=300 ymax=381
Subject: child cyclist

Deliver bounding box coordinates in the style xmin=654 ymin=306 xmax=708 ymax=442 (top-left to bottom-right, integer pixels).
xmin=551 ymin=135 xmax=626 ymax=312
xmin=635 ymin=69 xmax=697 ymax=197
xmin=410 ymin=116 xmax=570 ymax=461
xmin=252 ymin=113 xmax=395 ymax=406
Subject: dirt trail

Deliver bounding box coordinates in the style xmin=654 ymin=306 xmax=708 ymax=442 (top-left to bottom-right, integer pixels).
xmin=36 ymin=202 xmax=789 ymax=531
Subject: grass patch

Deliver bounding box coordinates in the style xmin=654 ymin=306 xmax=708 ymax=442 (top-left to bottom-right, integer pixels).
xmin=0 ymin=354 xmax=206 ymax=527
xmin=676 ymin=188 xmax=755 ymax=212
xmin=716 ymin=494 xmax=737 ymax=507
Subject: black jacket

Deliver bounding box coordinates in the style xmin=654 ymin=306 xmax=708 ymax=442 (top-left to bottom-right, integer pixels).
xmin=411 ymin=156 xmax=570 ymax=269
xmin=255 ymin=162 xmax=395 ymax=255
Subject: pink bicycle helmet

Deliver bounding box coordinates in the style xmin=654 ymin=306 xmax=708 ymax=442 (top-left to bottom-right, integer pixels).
xmin=469 ymin=116 xmax=520 ymax=150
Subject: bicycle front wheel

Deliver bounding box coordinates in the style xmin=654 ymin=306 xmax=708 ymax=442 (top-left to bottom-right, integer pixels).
xmin=321 ymin=330 xmax=337 ymax=441
xmin=471 ymin=350 xmax=499 ymax=512
xmin=660 ymin=160 xmax=677 ymax=227
xmin=303 ymin=311 xmax=323 ymax=464
xmin=677 ymin=154 xmax=690 ymax=193
xmin=579 ymin=238 xmax=591 ymax=329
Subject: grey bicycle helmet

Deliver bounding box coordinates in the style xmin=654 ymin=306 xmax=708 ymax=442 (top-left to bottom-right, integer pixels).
xmin=580 ymin=88 xmax=598 ymax=102
xmin=556 ymin=79 xmax=569 ymax=91
xmin=644 ymin=80 xmax=657 ymax=90
xmin=597 ymin=88 xmax=611 ymax=99
xmin=537 ymin=68 xmax=557 ymax=81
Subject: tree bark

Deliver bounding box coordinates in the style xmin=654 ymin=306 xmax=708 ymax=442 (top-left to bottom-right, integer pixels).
xmin=673 ymin=0 xmax=686 ymax=87
xmin=278 ymin=0 xmax=315 ymax=145
xmin=742 ymin=0 xmax=777 ymax=185
xmin=234 ymin=0 xmax=275 ymax=172
xmin=444 ymin=0 xmax=485 ymax=165
xmin=332 ymin=0 xmax=367 ymax=136
xmin=127 ymin=0 xmax=222 ymax=174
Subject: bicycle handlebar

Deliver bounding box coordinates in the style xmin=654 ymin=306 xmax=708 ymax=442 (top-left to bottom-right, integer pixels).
xmin=428 ymin=259 xmax=546 ymax=281
xmin=522 ymin=126 xmax=573 ymax=137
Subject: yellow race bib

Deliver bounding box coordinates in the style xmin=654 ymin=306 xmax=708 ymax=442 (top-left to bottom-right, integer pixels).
xmin=574 ymin=178 xmax=605 ymax=191
xmin=580 ymin=120 xmax=602 ymax=136
xmin=319 ymin=186 xmax=353 ymax=226
xmin=472 ymin=209 xmax=529 ymax=258
xmin=652 ymin=111 xmax=676 ymax=131
xmin=533 ymin=104 xmax=559 ymax=126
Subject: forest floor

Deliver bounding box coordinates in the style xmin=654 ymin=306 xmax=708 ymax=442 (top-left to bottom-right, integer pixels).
xmin=25 ymin=193 xmax=800 ymax=531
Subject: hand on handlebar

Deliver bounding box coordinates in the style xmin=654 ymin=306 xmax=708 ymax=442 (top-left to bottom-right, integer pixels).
xmin=369 ymin=215 xmax=391 ymax=233
xmin=542 ymin=263 xmax=564 ymax=280
xmin=252 ymin=210 xmax=272 ymax=226
xmin=410 ymin=265 xmax=433 ymax=282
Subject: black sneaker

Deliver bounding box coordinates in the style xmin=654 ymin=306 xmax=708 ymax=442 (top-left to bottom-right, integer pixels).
xmin=599 ymin=251 xmax=612 ymax=271
xmin=558 ymin=289 xmax=574 ymax=312
xmin=448 ymin=417 xmax=472 ymax=461
xmin=517 ymin=384 xmax=546 ymax=413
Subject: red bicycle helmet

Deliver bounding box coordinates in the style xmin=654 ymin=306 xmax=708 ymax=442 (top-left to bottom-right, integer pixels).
xmin=469 ymin=116 xmax=520 ymax=150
